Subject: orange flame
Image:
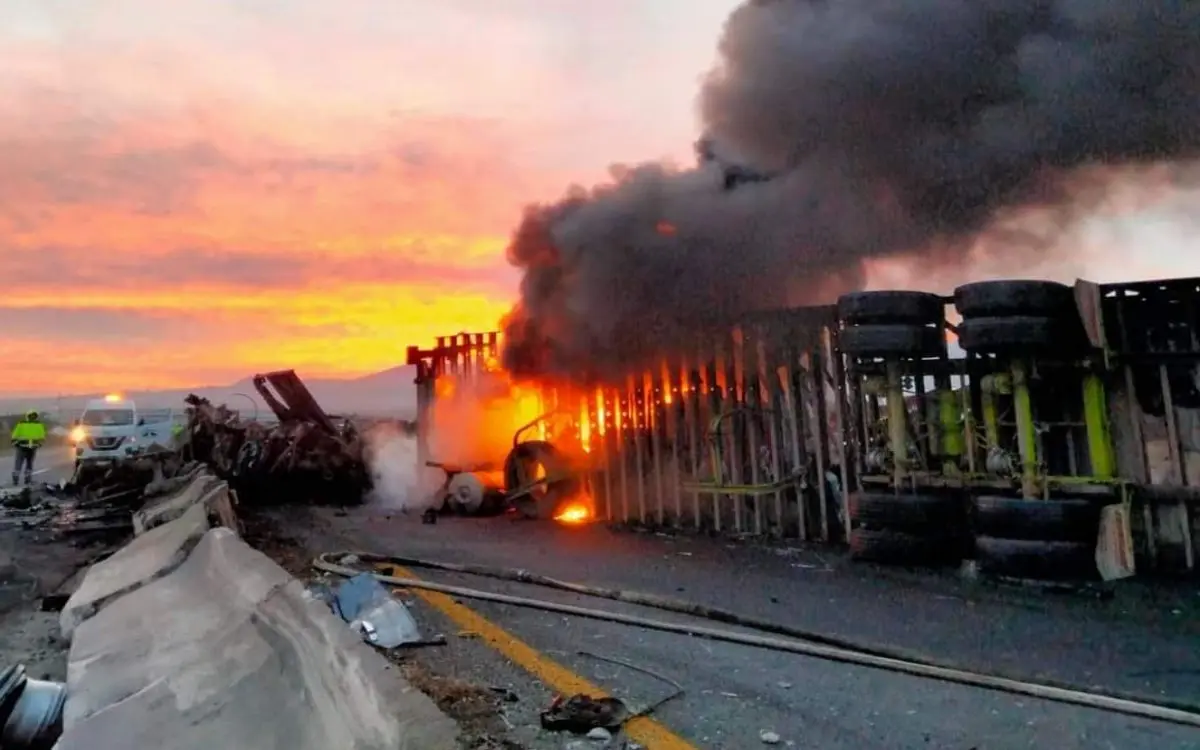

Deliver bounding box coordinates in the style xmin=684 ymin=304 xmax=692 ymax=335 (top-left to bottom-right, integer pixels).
xmin=579 ymin=402 xmax=592 ymax=452
xmin=656 ymin=221 xmax=677 ymax=236
xmin=595 ymin=388 xmax=607 ymax=436
xmin=553 ymin=501 xmax=592 ymax=525
xmin=427 ymin=368 xmax=547 ymax=469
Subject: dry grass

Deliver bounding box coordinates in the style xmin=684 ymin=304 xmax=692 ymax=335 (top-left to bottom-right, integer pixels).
xmin=392 ymin=656 xmax=526 ymax=750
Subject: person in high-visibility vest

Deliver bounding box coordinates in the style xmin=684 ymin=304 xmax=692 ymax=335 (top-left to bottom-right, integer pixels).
xmin=10 ymin=410 xmax=46 ymax=485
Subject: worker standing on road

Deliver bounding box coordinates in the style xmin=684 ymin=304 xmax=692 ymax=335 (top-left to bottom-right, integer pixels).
xmin=10 ymin=411 xmax=46 ymax=486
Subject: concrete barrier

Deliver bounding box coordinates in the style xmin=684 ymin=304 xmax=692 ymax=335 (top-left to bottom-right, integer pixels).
xmin=56 ymin=471 xmax=457 ymax=749
xmin=133 ymin=473 xmax=238 ymax=535
xmin=60 ymin=501 xmax=210 ymax=640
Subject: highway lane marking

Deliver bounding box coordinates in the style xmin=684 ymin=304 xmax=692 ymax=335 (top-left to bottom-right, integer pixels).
xmin=388 ymin=564 xmax=700 ymax=750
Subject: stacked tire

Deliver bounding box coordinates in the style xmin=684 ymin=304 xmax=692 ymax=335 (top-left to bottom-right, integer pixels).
xmin=837 ymin=291 xmax=946 ymax=360
xmin=953 ymin=280 xmax=1090 ymax=355
xmin=971 ymin=496 xmax=1103 ymax=581
xmin=953 ymin=281 xmax=1101 ymax=580
xmin=837 ymin=290 xmax=961 ymax=566
xmin=848 ymin=492 xmax=967 ymax=567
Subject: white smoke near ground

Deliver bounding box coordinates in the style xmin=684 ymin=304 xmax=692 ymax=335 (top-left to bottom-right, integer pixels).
xmin=359 ymin=371 xmax=537 ymax=511
xmin=363 ymin=423 xmax=441 ymax=511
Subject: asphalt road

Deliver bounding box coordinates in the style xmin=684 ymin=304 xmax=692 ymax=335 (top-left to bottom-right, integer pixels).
xmin=0 ymin=444 xmax=75 ymax=487
xmin=295 ymin=509 xmax=1200 ymax=750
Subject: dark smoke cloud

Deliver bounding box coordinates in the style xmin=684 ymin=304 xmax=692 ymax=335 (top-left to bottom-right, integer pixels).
xmin=502 ymin=0 xmax=1200 ymax=383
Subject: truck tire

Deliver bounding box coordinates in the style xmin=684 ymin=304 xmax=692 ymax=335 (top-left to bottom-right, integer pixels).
xmin=954 ymin=280 xmax=1076 ymax=318
xmin=503 ymin=440 xmax=581 ymax=518
xmin=956 ymin=316 xmax=1087 ymax=353
xmin=849 ymin=528 xmax=964 ymax=566
xmin=849 ymin=492 xmax=963 ymax=534
xmin=971 ymin=496 xmax=1102 ymax=543
xmin=839 ymin=324 xmax=944 ymax=358
xmin=974 ymin=536 xmax=1097 ymax=581
xmin=837 ymin=291 xmax=944 ymax=325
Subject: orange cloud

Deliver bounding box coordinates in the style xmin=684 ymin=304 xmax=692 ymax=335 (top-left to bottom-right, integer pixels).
xmin=0 ymin=0 xmax=741 ymax=398
xmin=0 ymin=54 xmax=564 ymax=397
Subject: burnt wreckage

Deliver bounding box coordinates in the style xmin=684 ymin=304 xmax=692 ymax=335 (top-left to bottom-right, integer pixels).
xmin=183 ymin=370 xmax=369 ymax=505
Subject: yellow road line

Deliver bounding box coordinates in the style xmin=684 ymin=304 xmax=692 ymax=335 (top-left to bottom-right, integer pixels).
xmin=389 ymin=564 xmax=699 ymax=750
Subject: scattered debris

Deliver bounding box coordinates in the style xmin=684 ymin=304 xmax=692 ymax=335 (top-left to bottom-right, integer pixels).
xmin=393 ymin=659 xmax=522 ymax=749
xmin=1 ymin=488 xmax=34 ymax=510
xmin=540 ymin=694 xmax=629 ymax=733
xmin=538 ymin=651 xmax=688 ymax=738
xmin=0 ymin=460 xmax=200 ymax=546
xmin=0 ymin=664 xmax=67 ymax=749
xmin=317 ymin=573 xmax=426 ymax=648
xmin=183 ymin=369 xmax=370 ymax=507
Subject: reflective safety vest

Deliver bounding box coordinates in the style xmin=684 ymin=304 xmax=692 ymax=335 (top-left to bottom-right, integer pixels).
xmin=10 ymin=421 xmax=46 ymax=449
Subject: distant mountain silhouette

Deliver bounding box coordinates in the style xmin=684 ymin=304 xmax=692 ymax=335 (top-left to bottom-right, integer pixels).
xmin=0 ymin=366 xmax=419 ymax=421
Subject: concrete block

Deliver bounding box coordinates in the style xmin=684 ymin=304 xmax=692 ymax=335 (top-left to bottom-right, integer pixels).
xmin=205 ymin=483 xmax=240 ymax=533
xmin=132 ymin=473 xmax=223 ymax=535
xmin=59 ymin=528 xmax=457 ymax=750
xmin=60 ymin=502 xmax=209 ymax=639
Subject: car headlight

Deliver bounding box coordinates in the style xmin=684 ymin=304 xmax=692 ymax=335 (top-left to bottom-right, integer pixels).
xmin=69 ymin=426 xmax=86 ymax=443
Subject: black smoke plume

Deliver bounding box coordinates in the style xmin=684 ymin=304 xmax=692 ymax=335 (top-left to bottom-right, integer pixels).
xmin=502 ymin=0 xmax=1200 ymax=383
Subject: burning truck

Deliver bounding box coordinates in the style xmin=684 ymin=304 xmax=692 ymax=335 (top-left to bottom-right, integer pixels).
xmin=407 ymin=336 xmax=595 ymax=525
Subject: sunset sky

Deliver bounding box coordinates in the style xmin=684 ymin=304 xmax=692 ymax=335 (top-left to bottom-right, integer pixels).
xmin=2 ymin=1 xmax=1198 ymax=398
xmin=0 ymin=0 xmax=735 ymax=396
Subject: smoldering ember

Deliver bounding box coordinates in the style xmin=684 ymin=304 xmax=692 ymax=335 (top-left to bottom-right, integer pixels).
xmin=5 ymin=2 xmax=1200 ymax=750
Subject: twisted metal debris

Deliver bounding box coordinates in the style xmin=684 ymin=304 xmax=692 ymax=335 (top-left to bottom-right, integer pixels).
xmin=181 ymin=370 xmax=369 ymax=506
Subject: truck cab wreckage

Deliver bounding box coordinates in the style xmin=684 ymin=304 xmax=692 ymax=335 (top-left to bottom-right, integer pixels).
xmin=414 ymin=275 xmax=1200 ymax=583
xmin=182 ymin=369 xmax=369 ymax=506
xmin=407 ymin=336 xmax=591 ymax=523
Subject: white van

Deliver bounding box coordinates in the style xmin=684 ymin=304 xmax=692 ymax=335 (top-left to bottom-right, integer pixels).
xmin=71 ymin=396 xmax=154 ymax=467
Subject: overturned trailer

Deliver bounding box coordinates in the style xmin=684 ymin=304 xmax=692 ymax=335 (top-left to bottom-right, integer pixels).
xmin=415 ymin=275 xmax=1200 ymax=582
xmin=184 ymin=370 xmax=369 ymax=505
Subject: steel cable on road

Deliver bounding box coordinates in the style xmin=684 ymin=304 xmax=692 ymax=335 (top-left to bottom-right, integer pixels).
xmin=313 ymin=551 xmax=1200 ymax=729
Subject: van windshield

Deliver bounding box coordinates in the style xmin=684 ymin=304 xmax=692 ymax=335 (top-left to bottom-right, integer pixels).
xmin=81 ymin=409 xmax=135 ymax=427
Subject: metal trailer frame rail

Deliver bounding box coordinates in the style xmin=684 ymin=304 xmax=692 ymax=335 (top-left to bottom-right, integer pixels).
xmin=413 ymin=276 xmax=1200 ymax=576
